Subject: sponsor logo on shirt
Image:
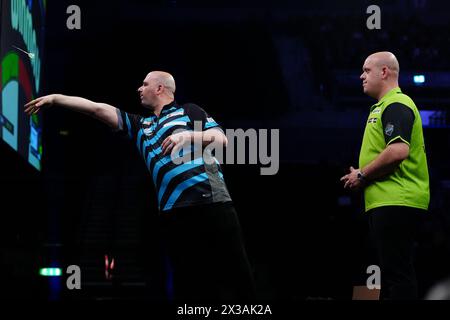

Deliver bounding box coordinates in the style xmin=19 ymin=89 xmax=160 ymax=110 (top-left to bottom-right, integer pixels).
xmin=385 ymin=123 xmax=394 ymax=136
xmin=143 ymin=127 xmax=153 ymax=135
xmin=372 ymin=107 xmax=381 ymax=114
xmin=142 ymin=120 xmax=155 ymax=135
xmin=368 ymin=118 xmax=378 ymax=124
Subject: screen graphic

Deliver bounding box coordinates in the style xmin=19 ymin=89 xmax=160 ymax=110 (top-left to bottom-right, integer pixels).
xmin=0 ymin=0 xmax=46 ymax=170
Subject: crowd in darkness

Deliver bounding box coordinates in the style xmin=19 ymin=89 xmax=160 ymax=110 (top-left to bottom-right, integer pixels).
xmin=299 ymin=14 xmax=450 ymax=70
xmin=274 ymin=13 xmax=450 ymax=101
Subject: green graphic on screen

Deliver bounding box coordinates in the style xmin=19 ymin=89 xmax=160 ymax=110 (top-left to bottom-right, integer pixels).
xmin=0 ymin=0 xmax=46 ymax=170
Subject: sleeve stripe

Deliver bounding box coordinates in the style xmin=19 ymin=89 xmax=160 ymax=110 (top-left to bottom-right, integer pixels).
xmin=116 ymin=108 xmax=124 ymax=131
xmin=387 ymin=135 xmax=410 ymax=146
xmin=125 ymin=113 xmax=132 ymax=139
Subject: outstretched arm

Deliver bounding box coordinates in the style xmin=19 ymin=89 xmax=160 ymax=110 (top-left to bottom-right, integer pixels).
xmin=24 ymin=94 xmax=120 ymax=129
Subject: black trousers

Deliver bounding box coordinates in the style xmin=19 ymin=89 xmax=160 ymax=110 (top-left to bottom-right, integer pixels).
xmin=368 ymin=206 xmax=424 ymax=300
xmin=159 ymin=202 xmax=255 ymax=302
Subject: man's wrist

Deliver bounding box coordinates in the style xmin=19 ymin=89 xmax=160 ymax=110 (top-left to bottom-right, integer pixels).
xmin=357 ymin=170 xmax=367 ymax=182
xmin=51 ymin=94 xmax=60 ymax=105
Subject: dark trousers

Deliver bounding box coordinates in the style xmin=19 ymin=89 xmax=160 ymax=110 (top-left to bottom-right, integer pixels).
xmin=159 ymin=202 xmax=255 ymax=302
xmin=368 ymin=206 xmax=424 ymax=300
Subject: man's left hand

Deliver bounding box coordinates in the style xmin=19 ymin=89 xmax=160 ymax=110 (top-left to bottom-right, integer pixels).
xmin=162 ymin=131 xmax=193 ymax=156
xmin=340 ymin=166 xmax=364 ymax=190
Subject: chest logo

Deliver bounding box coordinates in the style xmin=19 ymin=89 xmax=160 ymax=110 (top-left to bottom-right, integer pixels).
xmin=143 ymin=127 xmax=153 ymax=135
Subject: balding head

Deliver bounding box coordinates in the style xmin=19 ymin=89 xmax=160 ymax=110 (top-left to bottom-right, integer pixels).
xmin=360 ymin=51 xmax=400 ymax=100
xmin=367 ymin=51 xmax=400 ymax=75
xmin=147 ymin=71 xmax=176 ymax=96
xmin=138 ymin=71 xmax=176 ymax=114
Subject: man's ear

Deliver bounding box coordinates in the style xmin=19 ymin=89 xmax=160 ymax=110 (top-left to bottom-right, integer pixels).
xmin=381 ymin=66 xmax=389 ymax=79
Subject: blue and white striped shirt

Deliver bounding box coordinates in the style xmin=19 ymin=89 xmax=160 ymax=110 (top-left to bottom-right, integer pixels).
xmin=117 ymin=101 xmax=232 ymax=212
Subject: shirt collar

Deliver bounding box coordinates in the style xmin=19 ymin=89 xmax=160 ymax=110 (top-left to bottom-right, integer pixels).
xmin=371 ymin=87 xmax=402 ymax=110
xmin=145 ymin=100 xmax=177 ymax=120
xmin=160 ymin=100 xmax=178 ymax=115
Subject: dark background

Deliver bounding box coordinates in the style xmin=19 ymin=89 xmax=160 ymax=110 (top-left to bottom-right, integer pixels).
xmin=1 ymin=0 xmax=450 ymax=300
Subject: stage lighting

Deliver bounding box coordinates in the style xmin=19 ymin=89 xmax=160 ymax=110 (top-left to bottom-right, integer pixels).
xmin=413 ymin=74 xmax=425 ymax=85
xmin=39 ymin=268 xmax=62 ymax=277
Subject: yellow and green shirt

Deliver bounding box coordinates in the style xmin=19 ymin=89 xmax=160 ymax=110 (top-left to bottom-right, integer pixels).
xmin=359 ymin=87 xmax=430 ymax=212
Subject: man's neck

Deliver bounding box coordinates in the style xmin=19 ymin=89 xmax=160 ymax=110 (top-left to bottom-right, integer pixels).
xmin=377 ymin=83 xmax=399 ymax=101
xmin=153 ymin=98 xmax=174 ymax=117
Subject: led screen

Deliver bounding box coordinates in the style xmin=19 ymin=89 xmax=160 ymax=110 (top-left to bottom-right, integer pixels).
xmin=0 ymin=0 xmax=45 ymax=170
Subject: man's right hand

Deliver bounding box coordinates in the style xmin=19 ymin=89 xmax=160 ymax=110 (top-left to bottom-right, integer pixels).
xmin=24 ymin=94 xmax=57 ymax=115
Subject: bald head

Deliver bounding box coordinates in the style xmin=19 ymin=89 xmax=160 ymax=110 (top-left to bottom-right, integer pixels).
xmin=360 ymin=51 xmax=400 ymax=100
xmin=147 ymin=71 xmax=176 ymax=96
xmin=367 ymin=51 xmax=400 ymax=76
xmin=138 ymin=71 xmax=176 ymax=113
